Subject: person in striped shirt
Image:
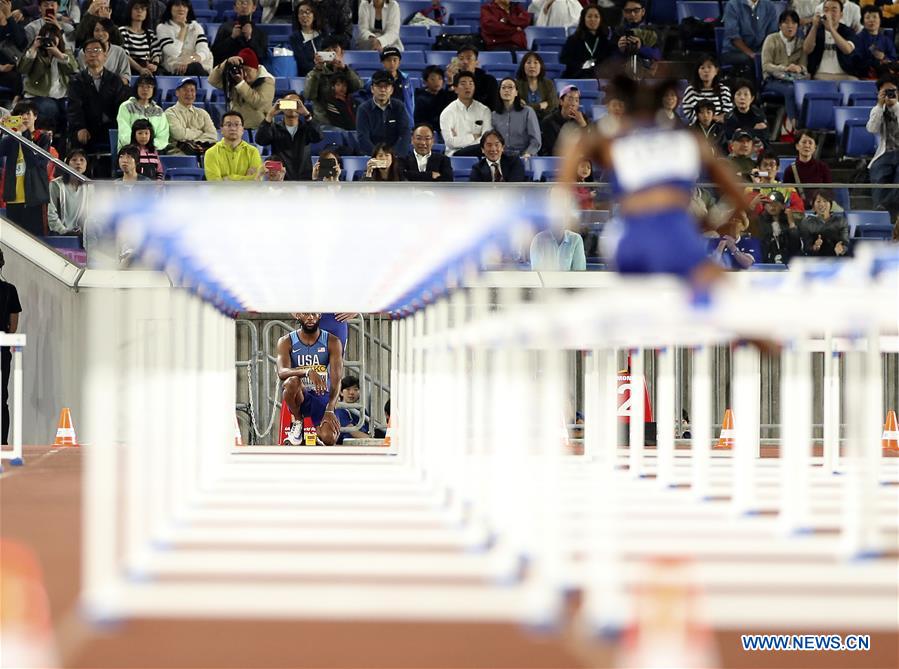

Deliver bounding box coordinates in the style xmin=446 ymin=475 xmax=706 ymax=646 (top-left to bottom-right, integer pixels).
xmin=681 ymin=54 xmax=733 ymax=125
xmin=119 ymin=0 xmax=161 ymax=76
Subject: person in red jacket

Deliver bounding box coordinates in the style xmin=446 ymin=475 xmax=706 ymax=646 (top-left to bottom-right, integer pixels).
xmin=480 ymin=0 xmax=531 ymax=51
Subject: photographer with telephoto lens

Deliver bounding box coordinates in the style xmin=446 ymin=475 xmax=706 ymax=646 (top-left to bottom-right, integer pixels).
xmin=867 ymin=76 xmax=899 ymax=219
xmin=208 ymin=46 xmax=274 ymax=131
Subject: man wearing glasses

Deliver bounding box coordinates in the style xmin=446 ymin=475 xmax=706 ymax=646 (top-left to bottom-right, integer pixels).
xmin=211 ymin=0 xmax=267 ymax=66
xmin=615 ymin=0 xmax=660 ymax=71
xmin=203 ymin=110 xmax=262 ymax=181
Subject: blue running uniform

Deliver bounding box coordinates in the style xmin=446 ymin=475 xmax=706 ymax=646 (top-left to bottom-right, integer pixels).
xmin=289 ymin=329 xmax=331 ymax=426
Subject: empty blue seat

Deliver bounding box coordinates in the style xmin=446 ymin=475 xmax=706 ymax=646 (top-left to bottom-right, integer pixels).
xmin=834 ymin=106 xmax=872 ymax=138
xmin=343 ymin=50 xmax=384 ymax=67
xmin=310 ymin=129 xmax=346 ymax=155
xmin=529 ymin=156 xmax=562 ymax=182
xmin=400 ymin=25 xmax=429 ymax=40
xmin=401 ymin=51 xmax=426 ymax=68
xmin=556 ymin=78 xmax=600 ymax=103
xmin=290 ymin=76 xmax=306 ymax=93
xmin=431 ymin=24 xmax=473 ymax=37
xmin=535 ymin=50 xmax=560 ymax=64
xmin=193 ymin=8 xmax=217 ymax=22
xmin=46 ymin=235 xmax=82 ymax=250
xmin=846 ymin=210 xmax=893 ymax=239
xmin=477 ymin=51 xmax=514 ymax=66
xmin=341 ymin=155 xmax=370 ymax=181
xmin=838 ymin=80 xmax=876 ymax=106
xmin=426 ymin=51 xmax=456 ymax=66
xmin=525 ymin=26 xmax=567 ymax=50
xmin=676 ymin=1 xmax=721 ymax=22
xmin=397 ymin=1 xmax=435 ymax=23
xmin=204 ymin=23 xmax=221 ymax=40
xmin=445 ymin=2 xmax=480 ymax=26
xmin=775 ymin=156 xmax=795 ymax=181
xmin=258 ymin=23 xmax=292 ymax=44
xmin=160 ymin=155 xmax=199 ymax=170
xmin=844 ymin=122 xmax=878 ymax=158
xmin=794 ymin=80 xmax=841 ymax=130
xmin=165 ymin=167 xmax=205 ymax=181
xmin=450 ymin=155 xmax=478 ymax=181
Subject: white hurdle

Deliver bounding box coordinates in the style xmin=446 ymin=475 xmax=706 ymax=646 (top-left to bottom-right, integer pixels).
xmin=0 ymin=332 xmax=25 ymax=468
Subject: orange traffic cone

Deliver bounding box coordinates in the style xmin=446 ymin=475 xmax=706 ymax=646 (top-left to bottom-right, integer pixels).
xmin=384 ymin=416 xmax=392 ymax=446
xmin=714 ymin=409 xmax=735 ymax=450
xmin=53 ymin=408 xmax=78 ymax=447
xmin=882 ymin=410 xmax=898 ymax=452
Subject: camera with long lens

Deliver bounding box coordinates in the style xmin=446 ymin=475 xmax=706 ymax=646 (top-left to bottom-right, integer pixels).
xmin=226 ymin=62 xmax=243 ymax=83
xmin=886 ymin=89 xmax=897 ymax=99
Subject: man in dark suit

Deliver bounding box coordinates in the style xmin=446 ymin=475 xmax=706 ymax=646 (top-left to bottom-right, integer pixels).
xmin=469 ymin=129 xmax=526 ymax=182
xmin=400 ymin=123 xmax=454 ymax=182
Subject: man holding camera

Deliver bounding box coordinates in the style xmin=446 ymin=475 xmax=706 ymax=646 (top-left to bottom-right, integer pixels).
xmin=304 ymin=35 xmax=363 ymax=126
xmin=356 ymin=70 xmax=412 ymax=158
xmin=867 ymin=76 xmax=899 ymax=215
xmin=209 ymin=46 xmax=274 ymax=131
xmin=615 ymin=0 xmax=660 ymax=73
xmin=255 ymin=93 xmax=321 ymax=181
xmin=16 ymin=22 xmax=76 ymax=136
xmin=211 ymin=0 xmax=267 ymax=67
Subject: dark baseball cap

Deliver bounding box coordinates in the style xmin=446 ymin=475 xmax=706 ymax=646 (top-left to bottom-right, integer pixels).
xmin=380 ymin=46 xmax=402 ymax=61
xmin=371 ymin=70 xmax=395 ymax=86
xmin=733 ymin=129 xmax=754 ymax=141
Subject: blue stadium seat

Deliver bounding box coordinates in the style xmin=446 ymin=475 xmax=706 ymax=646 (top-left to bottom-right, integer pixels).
xmin=838 ymin=80 xmax=876 ymax=106
xmin=650 ymin=0 xmax=678 ymax=25
xmin=843 ymin=121 xmax=878 ymax=158
xmin=343 ymin=51 xmax=384 ymax=67
xmin=274 ymin=77 xmax=293 ymax=96
xmin=525 ymin=26 xmax=567 ymax=50
xmin=205 ymin=23 xmax=221 ymax=40
xmin=310 ymin=129 xmax=346 ymax=155
xmin=426 ymin=51 xmax=456 ymax=66
xmin=530 ymin=156 xmax=561 ymax=182
xmin=834 ymin=106 xmax=872 ymax=138
xmin=258 ymin=23 xmax=292 ymax=44
xmin=160 ymin=155 xmax=199 ymax=170
xmin=535 ymin=51 xmax=560 ymax=64
xmin=290 ymin=77 xmax=306 ymax=94
xmin=431 ymin=24 xmax=474 ymax=37
xmin=397 ymin=1 xmax=436 ymax=24
xmin=165 ymin=167 xmax=206 ymax=181
xmin=676 ymin=2 xmax=721 ymax=22
xmin=477 ymin=51 xmax=514 ymax=66
xmin=846 ymin=210 xmax=893 ymax=239
xmin=775 ymin=156 xmax=795 ymax=181
xmin=154 ymin=75 xmax=182 ymax=102
xmin=486 ymin=65 xmax=518 ymax=79
xmin=400 ymin=26 xmax=434 ymax=50
xmin=450 ymin=155 xmax=478 ymax=181
xmin=193 ymin=8 xmax=217 ymax=22
xmin=714 ymin=26 xmax=725 ymax=55
xmin=794 ymin=80 xmax=841 ymax=130
xmin=444 ymin=2 xmax=480 ymax=26
xmin=401 ymin=51 xmax=427 ymax=68
xmin=341 ymin=155 xmax=370 ymax=181
xmin=46 ymin=235 xmax=82 ymax=250
xmin=556 ymin=78 xmax=600 ymax=103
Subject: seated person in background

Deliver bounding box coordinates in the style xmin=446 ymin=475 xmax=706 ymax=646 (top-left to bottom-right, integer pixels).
xmin=73 ymin=0 xmax=116 ymax=49
xmin=559 ymin=4 xmax=615 ymax=79
xmin=853 ymin=4 xmax=896 ymax=78
xmin=761 ymin=9 xmax=808 ymax=139
xmin=782 ymin=129 xmax=833 ymax=205
xmin=457 ymin=45 xmax=500 ymax=110
xmin=117 ymin=73 xmax=170 ymax=150
xmin=0 ymin=103 xmax=50 ymax=236
xmin=682 ymin=54 xmax=732 ymax=125
xmin=400 ymin=123 xmax=454 ymax=182
xmin=25 ymin=0 xmax=76 ymax=47
xmin=516 ymin=51 xmax=559 ymax=121
xmin=277 ymin=312 xmax=343 ymax=447
xmin=529 ymin=0 xmax=583 ymax=30
xmin=492 ymin=77 xmax=541 ymax=158
xmin=480 ymin=0 xmax=530 ymax=52
xmin=723 ymin=79 xmax=768 ymax=146
xmin=756 ymin=191 xmax=803 ymax=264
xmin=304 ymin=36 xmax=364 ymax=126
xmin=256 ymin=94 xmax=321 ymax=181
xmin=539 ymin=84 xmax=588 ymax=156
xmin=469 ymin=129 xmax=526 ymax=182
xmin=323 ymin=71 xmax=358 ymax=130
xmin=803 ymin=0 xmax=858 ymax=80
xmin=414 ymin=65 xmax=454 ymax=131
xmin=799 ymin=190 xmax=850 ymax=255
xmin=335 ymin=375 xmax=371 ymax=441
xmin=289 ymin=2 xmax=323 ymax=77
xmin=363 ymin=143 xmax=404 ymax=181
xmin=440 ymin=71 xmax=493 ymax=156
xmin=203 ymin=110 xmax=262 ymax=181
xmin=746 ymin=151 xmax=805 ymax=214
xmin=0 ymin=0 xmax=27 ymax=99
xmin=709 ymin=211 xmax=756 ymax=270
xmin=48 ymin=148 xmax=92 ymax=236
xmin=115 ymin=143 xmax=152 ymax=182
xmin=77 ymin=17 xmax=129 ymax=85
xmin=308 ymin=0 xmax=353 ymax=45
xmin=356 ymin=0 xmax=403 ymax=51
xmin=209 ymin=48 xmax=275 ymax=131
xmin=727 ymin=129 xmax=758 ymax=179
xmin=120 ymin=0 xmax=161 ymax=76
xmin=356 ymin=70 xmax=412 ymax=157
xmin=130 ymin=118 xmax=164 ymax=181
xmin=211 ymin=0 xmax=267 ymax=67
xmin=529 ymin=222 xmax=587 ymax=270
xmin=720 ymin=0 xmax=779 ymax=70
xmin=615 ymin=0 xmax=662 ymax=74
xmin=155 ymin=0 xmax=213 ymax=76
xmin=866 ymin=77 xmax=899 ymax=213
xmin=659 ymin=82 xmax=686 ymax=128
xmin=165 ymin=76 xmax=218 ymax=155
xmin=256 ymin=158 xmax=286 ymax=182
xmin=573 ymin=157 xmax=598 ymax=208
xmin=66 ymin=37 xmax=130 ymax=156
xmin=816 ymin=0 xmax=861 ymax=32
xmin=596 ymin=80 xmax=627 ymax=135
xmin=17 ymin=22 xmax=77 ymax=139
xmin=377 ymin=47 xmax=414 ymax=121
xmin=311 ymin=148 xmax=342 ymax=181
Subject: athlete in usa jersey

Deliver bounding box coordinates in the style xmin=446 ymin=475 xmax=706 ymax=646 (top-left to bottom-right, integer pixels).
xmin=559 ymin=76 xmax=748 ymax=288
xmin=277 ymin=313 xmax=344 ymax=445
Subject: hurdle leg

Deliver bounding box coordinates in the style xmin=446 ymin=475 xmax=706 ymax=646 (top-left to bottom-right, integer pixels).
xmin=656 ymin=345 xmax=675 ymax=488
xmin=822 ymin=334 xmax=841 ymax=473
xmin=779 ymin=343 xmax=812 ymax=534
xmin=691 ymin=346 xmax=712 ymax=500
xmin=732 ymin=344 xmax=759 ymax=515
xmin=9 ymin=344 xmax=23 ymax=465
xmin=628 ymin=347 xmax=645 ymax=478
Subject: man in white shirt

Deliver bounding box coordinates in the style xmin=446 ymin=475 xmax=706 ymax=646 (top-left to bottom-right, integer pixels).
xmin=439 ymin=71 xmax=493 ymax=156
xmin=815 ymin=0 xmax=862 ymax=32
xmin=165 ymin=77 xmax=218 ymax=155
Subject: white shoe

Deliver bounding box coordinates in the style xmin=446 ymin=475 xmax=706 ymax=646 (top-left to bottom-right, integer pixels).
xmin=284 ymin=420 xmax=303 ymax=445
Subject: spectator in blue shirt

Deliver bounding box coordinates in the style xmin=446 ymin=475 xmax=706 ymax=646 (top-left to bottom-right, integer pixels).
xmin=853 ymin=4 xmax=896 ymax=79
xmin=722 ymin=0 xmax=780 ymax=70
xmin=378 ymin=46 xmax=414 ymax=120
xmin=530 ymin=225 xmax=587 ymax=270
xmin=335 ymin=375 xmax=371 ymax=442
xmin=355 ymin=69 xmax=412 ymax=156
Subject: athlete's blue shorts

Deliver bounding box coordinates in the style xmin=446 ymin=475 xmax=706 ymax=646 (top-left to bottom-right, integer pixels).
xmin=319 ymin=313 xmax=348 ymax=350
xmin=601 ymin=208 xmax=709 ymax=279
xmin=301 ymin=389 xmax=329 ymax=427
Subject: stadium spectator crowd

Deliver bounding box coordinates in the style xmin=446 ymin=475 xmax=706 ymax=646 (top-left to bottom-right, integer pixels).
xmin=0 ymin=0 xmax=897 ymax=259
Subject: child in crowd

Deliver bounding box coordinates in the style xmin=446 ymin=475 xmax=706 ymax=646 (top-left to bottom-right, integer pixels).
xmin=324 ymin=72 xmax=358 ymax=131
xmin=690 ymin=99 xmax=723 ymax=150
xmin=335 ymin=375 xmax=371 ymax=442
xmin=130 ymin=118 xmax=164 ymax=182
